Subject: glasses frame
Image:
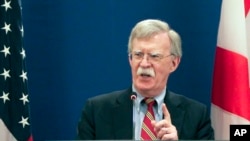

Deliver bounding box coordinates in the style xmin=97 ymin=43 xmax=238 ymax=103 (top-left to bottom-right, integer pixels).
xmin=129 ymin=51 xmax=174 ymax=63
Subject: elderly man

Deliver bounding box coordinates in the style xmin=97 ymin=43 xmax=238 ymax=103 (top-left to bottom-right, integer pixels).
xmin=77 ymin=19 xmax=214 ymax=140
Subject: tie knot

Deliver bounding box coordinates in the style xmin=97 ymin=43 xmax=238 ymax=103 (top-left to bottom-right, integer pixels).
xmin=144 ymin=98 xmax=155 ymax=106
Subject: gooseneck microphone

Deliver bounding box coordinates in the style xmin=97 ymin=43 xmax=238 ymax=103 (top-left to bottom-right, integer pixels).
xmin=131 ymin=92 xmax=137 ymax=140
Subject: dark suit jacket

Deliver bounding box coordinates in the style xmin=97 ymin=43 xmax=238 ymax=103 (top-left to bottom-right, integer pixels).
xmin=77 ymin=88 xmax=214 ymax=140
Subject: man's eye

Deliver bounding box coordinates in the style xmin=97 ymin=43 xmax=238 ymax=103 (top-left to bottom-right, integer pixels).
xmin=134 ymin=52 xmax=143 ymax=57
xmin=150 ymin=54 xmax=160 ymax=58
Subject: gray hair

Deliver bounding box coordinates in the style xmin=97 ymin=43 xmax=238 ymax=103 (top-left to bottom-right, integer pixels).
xmin=128 ymin=19 xmax=182 ymax=57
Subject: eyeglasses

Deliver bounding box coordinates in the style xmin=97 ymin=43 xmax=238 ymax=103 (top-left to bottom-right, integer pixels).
xmin=129 ymin=51 xmax=173 ymax=63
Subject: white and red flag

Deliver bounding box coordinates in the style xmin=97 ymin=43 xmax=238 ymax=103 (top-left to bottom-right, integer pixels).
xmin=211 ymin=0 xmax=250 ymax=140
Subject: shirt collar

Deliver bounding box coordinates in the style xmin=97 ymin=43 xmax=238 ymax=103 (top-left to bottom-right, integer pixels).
xmin=132 ymin=84 xmax=166 ymax=114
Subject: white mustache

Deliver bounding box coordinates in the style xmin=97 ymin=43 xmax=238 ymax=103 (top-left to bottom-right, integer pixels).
xmin=137 ymin=67 xmax=155 ymax=77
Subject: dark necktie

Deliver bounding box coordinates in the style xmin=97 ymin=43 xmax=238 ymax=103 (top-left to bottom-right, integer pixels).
xmin=141 ymin=98 xmax=157 ymax=140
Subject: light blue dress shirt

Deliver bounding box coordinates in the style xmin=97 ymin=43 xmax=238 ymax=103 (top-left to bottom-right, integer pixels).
xmin=132 ymin=85 xmax=166 ymax=140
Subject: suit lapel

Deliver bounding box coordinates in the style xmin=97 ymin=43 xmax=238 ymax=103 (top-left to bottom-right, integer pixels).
xmin=110 ymin=88 xmax=185 ymax=139
xmin=164 ymin=91 xmax=185 ymax=137
xmin=112 ymin=89 xmax=133 ymax=139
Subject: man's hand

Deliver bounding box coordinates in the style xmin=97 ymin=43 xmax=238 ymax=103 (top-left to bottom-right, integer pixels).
xmin=151 ymin=103 xmax=178 ymax=140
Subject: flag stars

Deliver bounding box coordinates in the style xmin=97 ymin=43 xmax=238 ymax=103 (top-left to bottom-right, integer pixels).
xmin=20 ymin=48 xmax=26 ymax=59
xmin=1 ymin=0 xmax=12 ymax=12
xmin=1 ymin=22 xmax=11 ymax=34
xmin=20 ymin=70 xmax=27 ymax=82
xmin=0 ymin=68 xmax=11 ymax=80
xmin=0 ymin=45 xmax=11 ymax=57
xmin=19 ymin=93 xmax=29 ymax=105
xmin=1 ymin=0 xmax=32 ymax=137
xmin=0 ymin=91 xmax=10 ymax=103
xmin=20 ymin=25 xmax=24 ymax=37
xmin=19 ymin=116 xmax=30 ymax=128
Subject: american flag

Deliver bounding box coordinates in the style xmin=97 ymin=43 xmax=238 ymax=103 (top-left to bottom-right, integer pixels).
xmin=0 ymin=0 xmax=33 ymax=140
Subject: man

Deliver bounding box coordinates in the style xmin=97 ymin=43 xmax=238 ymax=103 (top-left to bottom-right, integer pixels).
xmin=77 ymin=19 xmax=214 ymax=140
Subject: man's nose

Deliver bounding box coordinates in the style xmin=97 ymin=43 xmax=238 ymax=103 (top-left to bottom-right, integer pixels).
xmin=139 ymin=55 xmax=151 ymax=67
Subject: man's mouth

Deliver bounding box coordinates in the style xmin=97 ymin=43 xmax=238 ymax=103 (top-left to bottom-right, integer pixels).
xmin=141 ymin=73 xmax=151 ymax=77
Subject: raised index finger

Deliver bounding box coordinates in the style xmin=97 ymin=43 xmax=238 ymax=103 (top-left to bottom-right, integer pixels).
xmin=162 ymin=103 xmax=171 ymax=123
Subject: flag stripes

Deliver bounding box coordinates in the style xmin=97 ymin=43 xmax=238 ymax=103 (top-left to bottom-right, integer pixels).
xmin=211 ymin=0 xmax=250 ymax=140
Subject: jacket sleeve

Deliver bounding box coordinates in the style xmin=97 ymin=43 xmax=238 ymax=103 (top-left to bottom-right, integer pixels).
xmin=76 ymin=99 xmax=95 ymax=140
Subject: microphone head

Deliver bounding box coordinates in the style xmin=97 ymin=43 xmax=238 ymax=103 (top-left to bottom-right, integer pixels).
xmin=130 ymin=92 xmax=137 ymax=100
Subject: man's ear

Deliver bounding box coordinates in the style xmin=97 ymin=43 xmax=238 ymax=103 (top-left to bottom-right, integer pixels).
xmin=170 ymin=57 xmax=181 ymax=73
xmin=129 ymin=56 xmax=132 ymax=66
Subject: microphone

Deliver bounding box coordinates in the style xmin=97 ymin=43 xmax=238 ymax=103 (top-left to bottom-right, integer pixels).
xmin=130 ymin=94 xmax=137 ymax=101
xmin=131 ymin=92 xmax=137 ymax=140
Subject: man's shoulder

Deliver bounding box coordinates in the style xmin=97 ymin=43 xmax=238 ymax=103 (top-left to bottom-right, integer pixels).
xmin=88 ymin=88 xmax=130 ymax=103
xmin=167 ymin=90 xmax=206 ymax=109
xmin=83 ymin=88 xmax=132 ymax=111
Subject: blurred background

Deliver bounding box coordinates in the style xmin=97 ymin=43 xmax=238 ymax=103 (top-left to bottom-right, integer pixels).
xmin=22 ymin=0 xmax=222 ymax=140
